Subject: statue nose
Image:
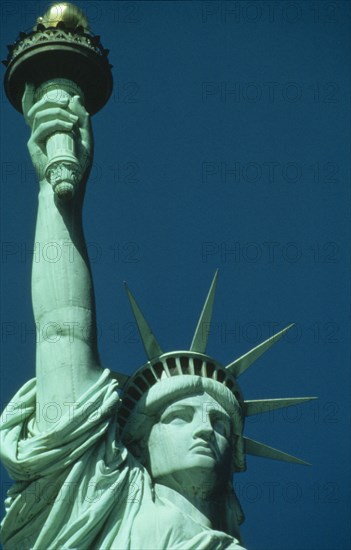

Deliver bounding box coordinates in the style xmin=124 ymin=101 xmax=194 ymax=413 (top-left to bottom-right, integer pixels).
xmin=193 ymin=418 xmax=213 ymax=440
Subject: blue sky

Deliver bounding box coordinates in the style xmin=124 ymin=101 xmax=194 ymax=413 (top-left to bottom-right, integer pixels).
xmin=0 ymin=2 xmax=350 ymax=549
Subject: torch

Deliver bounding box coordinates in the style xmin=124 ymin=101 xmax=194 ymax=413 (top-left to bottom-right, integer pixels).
xmin=3 ymin=3 xmax=113 ymax=199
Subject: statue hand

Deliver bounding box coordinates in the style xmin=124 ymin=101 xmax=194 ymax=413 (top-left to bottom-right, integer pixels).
xmin=22 ymin=83 xmax=93 ymax=194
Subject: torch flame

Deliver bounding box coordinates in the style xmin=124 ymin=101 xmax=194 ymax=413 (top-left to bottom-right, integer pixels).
xmin=36 ymin=3 xmax=89 ymax=32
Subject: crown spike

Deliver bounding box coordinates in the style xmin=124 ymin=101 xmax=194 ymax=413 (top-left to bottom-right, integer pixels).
xmin=244 ymin=397 xmax=317 ymax=416
xmin=243 ymin=436 xmax=311 ymax=465
xmin=225 ymin=324 xmax=294 ymax=378
xmin=190 ymin=270 xmax=219 ymax=354
xmin=124 ymin=283 xmax=163 ymax=360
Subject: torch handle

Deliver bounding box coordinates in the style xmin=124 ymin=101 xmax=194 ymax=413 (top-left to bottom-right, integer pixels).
xmin=36 ymin=79 xmax=85 ymax=200
xmin=45 ymin=131 xmax=81 ymax=200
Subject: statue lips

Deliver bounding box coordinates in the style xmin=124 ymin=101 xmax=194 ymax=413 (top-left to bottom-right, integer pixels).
xmin=189 ymin=440 xmax=215 ymax=458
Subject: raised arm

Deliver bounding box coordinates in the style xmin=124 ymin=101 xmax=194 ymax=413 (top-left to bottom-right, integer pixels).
xmin=23 ymin=86 xmax=103 ymax=430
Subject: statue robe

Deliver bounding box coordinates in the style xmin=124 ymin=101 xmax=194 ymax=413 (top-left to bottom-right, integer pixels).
xmin=0 ymin=369 xmax=245 ymax=549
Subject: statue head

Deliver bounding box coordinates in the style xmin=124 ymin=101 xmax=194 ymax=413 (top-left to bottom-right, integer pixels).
xmin=120 ymin=367 xmax=246 ymax=538
xmin=114 ymin=272 xmax=315 ymax=536
xmin=121 ymin=374 xmax=245 ymax=489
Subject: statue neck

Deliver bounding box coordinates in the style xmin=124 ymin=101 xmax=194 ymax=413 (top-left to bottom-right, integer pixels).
xmin=155 ymin=481 xmax=226 ymax=532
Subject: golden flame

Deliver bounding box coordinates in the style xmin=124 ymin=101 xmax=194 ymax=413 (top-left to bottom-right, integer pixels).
xmin=36 ymin=3 xmax=89 ymax=31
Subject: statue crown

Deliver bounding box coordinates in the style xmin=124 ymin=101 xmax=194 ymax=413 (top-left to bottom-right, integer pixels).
xmin=113 ymin=272 xmax=316 ymax=467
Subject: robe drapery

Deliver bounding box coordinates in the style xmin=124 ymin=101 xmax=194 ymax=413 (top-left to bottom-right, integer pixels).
xmin=1 ymin=369 xmax=245 ymax=549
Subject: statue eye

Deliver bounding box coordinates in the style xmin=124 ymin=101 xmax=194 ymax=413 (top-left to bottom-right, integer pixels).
xmin=161 ymin=408 xmax=193 ymax=424
xmin=211 ymin=414 xmax=231 ymax=438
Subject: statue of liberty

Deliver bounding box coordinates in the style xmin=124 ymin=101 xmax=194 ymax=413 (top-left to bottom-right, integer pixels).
xmin=0 ymin=4 xmax=314 ymax=549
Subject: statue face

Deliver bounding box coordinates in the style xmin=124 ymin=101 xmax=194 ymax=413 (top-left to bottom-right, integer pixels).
xmin=146 ymin=391 xmax=232 ymax=492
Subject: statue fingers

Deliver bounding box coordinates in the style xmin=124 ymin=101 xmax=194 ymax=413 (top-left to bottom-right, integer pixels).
xmin=26 ymin=94 xmax=70 ymax=128
xmin=69 ymin=95 xmax=90 ymax=126
xmin=31 ymin=119 xmax=75 ymax=145
xmin=69 ymin=95 xmax=93 ymax=159
xmin=22 ymin=83 xmax=36 ymax=126
xmin=32 ymin=108 xmax=78 ymax=133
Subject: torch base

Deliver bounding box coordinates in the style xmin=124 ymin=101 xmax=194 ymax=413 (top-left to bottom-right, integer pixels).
xmin=46 ymin=159 xmax=80 ymax=200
